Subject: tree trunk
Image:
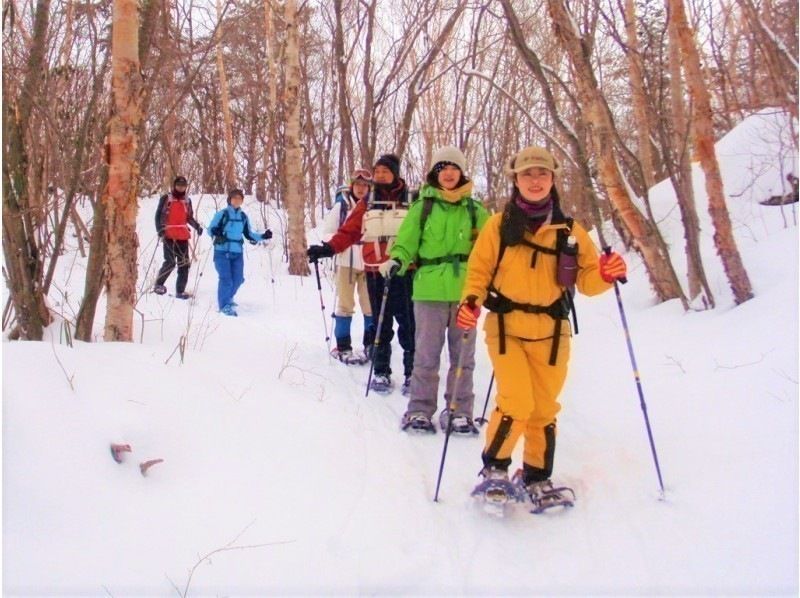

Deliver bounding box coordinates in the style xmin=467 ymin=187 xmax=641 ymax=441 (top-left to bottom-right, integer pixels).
xmin=215 ymin=0 xmax=236 ymax=189
xmin=669 ymin=0 xmax=754 ymax=304
xmin=333 ymin=0 xmax=354 ymax=173
xmin=623 ymin=0 xmax=657 ymax=190
xmin=103 ymin=0 xmax=143 ymax=341
xmin=1 ymin=0 xmax=52 ymax=340
xmin=283 ymin=0 xmax=309 ymax=275
xmin=666 ymin=4 xmax=714 ymax=307
xmin=547 ymin=0 xmax=681 ymax=302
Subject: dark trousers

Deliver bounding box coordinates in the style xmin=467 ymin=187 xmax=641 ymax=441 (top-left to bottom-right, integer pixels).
xmin=366 ymin=270 xmax=415 ymax=378
xmin=156 ymin=239 xmax=190 ymax=293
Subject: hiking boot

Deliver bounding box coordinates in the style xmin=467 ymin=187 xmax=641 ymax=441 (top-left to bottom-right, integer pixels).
xmin=439 ymin=409 xmax=478 ymax=435
xmin=400 ymin=375 xmax=412 ymax=396
xmin=221 ymin=304 xmax=238 ymax=317
xmin=401 ymin=412 xmax=436 ymax=433
xmin=153 ymin=284 xmax=167 ymax=295
xmin=369 ymin=373 xmax=393 ymax=394
xmin=521 ymin=476 xmax=576 ymax=513
xmin=175 ymin=291 xmax=192 ymax=300
xmin=472 ymin=467 xmax=522 ymax=506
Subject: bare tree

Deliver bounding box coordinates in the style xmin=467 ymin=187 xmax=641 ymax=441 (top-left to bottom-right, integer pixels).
xmin=669 ymin=0 xmax=754 ymax=304
xmin=102 ymin=0 xmax=143 ymax=341
xmin=283 ymin=0 xmax=309 ymax=275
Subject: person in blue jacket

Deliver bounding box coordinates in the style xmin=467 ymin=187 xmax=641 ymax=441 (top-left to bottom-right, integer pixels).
xmin=207 ymin=189 xmax=272 ymax=316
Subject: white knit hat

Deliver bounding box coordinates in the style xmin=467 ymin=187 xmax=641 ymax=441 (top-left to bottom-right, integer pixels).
xmin=429 ymin=146 xmax=467 ymax=173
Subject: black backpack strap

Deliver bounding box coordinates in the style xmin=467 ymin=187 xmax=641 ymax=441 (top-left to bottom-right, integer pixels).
xmin=419 ymin=197 xmax=434 ymax=231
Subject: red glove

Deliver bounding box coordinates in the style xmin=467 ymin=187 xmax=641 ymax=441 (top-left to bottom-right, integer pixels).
xmin=599 ymin=252 xmax=627 ymax=283
xmin=456 ymin=296 xmax=481 ymax=330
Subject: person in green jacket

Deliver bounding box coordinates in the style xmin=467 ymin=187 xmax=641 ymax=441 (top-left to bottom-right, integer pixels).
xmin=379 ymin=146 xmax=490 ymax=433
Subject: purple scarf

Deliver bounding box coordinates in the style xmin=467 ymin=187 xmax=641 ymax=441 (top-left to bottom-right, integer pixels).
xmin=514 ymin=191 xmax=552 ymax=234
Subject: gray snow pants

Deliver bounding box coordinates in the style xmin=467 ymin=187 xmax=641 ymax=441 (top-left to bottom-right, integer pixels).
xmin=404 ymin=301 xmax=477 ymax=419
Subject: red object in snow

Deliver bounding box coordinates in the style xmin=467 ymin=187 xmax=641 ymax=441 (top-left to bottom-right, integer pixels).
xmin=139 ymin=459 xmax=164 ymax=476
xmin=110 ymin=443 xmax=132 ymax=463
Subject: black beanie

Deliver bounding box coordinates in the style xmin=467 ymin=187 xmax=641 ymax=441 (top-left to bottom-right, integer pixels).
xmin=374 ymin=153 xmax=400 ymax=181
xmin=173 ymin=175 xmax=188 ymax=186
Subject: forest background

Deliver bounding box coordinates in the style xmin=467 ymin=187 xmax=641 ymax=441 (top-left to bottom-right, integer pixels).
xmin=1 ymin=0 xmax=798 ymax=340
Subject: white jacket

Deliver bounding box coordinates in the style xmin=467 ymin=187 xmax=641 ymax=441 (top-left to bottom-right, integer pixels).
xmin=322 ymin=191 xmax=364 ymax=271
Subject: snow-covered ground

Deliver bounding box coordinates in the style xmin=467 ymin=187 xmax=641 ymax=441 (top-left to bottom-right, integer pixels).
xmin=3 ymin=110 xmax=798 ymax=596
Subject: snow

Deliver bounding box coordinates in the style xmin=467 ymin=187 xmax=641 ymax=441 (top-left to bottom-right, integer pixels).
xmin=3 ymin=111 xmax=798 ymax=596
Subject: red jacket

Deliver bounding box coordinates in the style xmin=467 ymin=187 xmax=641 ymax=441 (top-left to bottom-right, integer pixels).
xmin=327 ymin=180 xmax=411 ymax=273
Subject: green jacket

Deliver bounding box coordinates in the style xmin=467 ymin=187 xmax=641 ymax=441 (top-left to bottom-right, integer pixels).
xmin=390 ymin=182 xmax=490 ymax=302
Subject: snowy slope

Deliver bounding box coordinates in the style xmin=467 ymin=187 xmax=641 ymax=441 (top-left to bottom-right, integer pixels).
xmin=3 ymin=111 xmax=798 ymax=596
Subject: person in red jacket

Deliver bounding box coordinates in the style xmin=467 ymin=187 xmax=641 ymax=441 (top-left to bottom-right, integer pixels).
xmin=153 ymin=176 xmax=203 ymax=299
xmin=307 ymin=154 xmax=416 ymax=394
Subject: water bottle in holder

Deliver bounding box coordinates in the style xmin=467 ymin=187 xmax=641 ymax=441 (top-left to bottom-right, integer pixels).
xmin=557 ymin=235 xmax=578 ymax=289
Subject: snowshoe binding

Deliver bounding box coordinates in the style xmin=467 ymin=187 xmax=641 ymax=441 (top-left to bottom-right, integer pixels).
xmin=439 ymin=409 xmax=479 ymax=435
xmin=401 ymin=412 xmax=436 ymax=434
xmin=331 ymin=347 xmax=369 ymax=365
xmin=471 ymin=468 xmax=524 ymax=517
xmin=400 ymin=375 xmax=412 ymax=396
xmin=369 ymin=373 xmax=393 ymax=394
xmin=512 ymin=470 xmax=575 ymax=514
xmin=175 ymin=291 xmax=193 ymax=300
xmin=152 ymin=284 xmax=167 ymax=295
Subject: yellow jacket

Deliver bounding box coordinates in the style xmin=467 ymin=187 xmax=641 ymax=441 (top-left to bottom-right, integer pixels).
xmin=462 ymin=211 xmax=611 ymax=341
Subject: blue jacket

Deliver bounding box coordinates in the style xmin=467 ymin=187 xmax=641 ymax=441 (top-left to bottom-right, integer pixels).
xmin=207 ymin=205 xmax=265 ymax=254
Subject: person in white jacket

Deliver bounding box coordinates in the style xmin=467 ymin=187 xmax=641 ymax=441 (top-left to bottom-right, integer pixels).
xmin=323 ymin=168 xmax=375 ymax=364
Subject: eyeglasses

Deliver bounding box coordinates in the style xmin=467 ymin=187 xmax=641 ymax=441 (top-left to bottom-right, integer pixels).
xmin=351 ymin=168 xmax=373 ymax=182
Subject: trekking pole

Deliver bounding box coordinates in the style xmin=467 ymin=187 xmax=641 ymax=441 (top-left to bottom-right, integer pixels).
xmin=602 ymin=245 xmax=665 ymax=498
xmin=312 ymin=260 xmax=331 ymax=346
xmin=365 ymin=275 xmax=392 ymax=398
xmin=434 ymin=330 xmax=471 ymax=502
xmin=139 ymin=235 xmax=162 ymax=296
xmin=475 ymin=372 xmax=494 ymax=426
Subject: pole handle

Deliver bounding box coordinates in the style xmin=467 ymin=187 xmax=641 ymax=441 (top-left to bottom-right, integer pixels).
xmin=602 ymin=245 xmax=627 ymax=285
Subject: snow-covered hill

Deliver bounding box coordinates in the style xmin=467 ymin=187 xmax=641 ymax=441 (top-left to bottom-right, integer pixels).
xmin=3 ymin=110 xmax=798 ymax=595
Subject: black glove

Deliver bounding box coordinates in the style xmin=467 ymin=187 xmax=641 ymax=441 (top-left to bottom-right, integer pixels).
xmin=307 ymin=242 xmax=335 ymax=263
xmin=262 ymin=229 xmax=273 ymax=240
xmin=195 ymin=225 xmax=203 ymax=236
xmin=157 ymin=229 xmax=164 ymax=239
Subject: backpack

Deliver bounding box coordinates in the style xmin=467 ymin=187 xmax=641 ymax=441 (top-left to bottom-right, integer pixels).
xmin=334 ymin=186 xmax=351 ymax=226
xmin=483 ymin=202 xmax=578 ymax=364
xmin=418 ymin=196 xmax=478 ymax=236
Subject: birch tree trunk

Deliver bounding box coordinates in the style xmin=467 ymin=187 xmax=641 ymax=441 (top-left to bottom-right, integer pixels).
xmin=103 ymin=0 xmax=143 ymax=341
xmin=666 ymin=4 xmax=714 ymax=307
xmin=2 ymin=0 xmax=52 ymax=340
xmin=283 ymin=0 xmax=309 ymax=275
xmin=669 ymin=0 xmax=753 ymax=304
xmin=547 ymin=0 xmax=681 ymax=302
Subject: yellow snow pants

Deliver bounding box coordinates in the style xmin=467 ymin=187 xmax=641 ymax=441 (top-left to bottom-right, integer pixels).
xmin=482 ymin=330 xmax=570 ymax=472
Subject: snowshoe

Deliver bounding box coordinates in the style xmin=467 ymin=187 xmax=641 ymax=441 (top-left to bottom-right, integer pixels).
xmin=221 ymin=304 xmax=238 ymax=317
xmin=471 ymin=468 xmax=524 ymax=517
xmin=400 ymin=375 xmax=412 ymax=396
xmin=401 ymin=412 xmax=436 ymax=434
xmin=331 ymin=347 xmax=369 ymax=365
xmin=513 ymin=470 xmax=575 ymax=514
xmin=369 ymin=373 xmax=393 ymax=394
xmin=152 ymin=284 xmax=167 ymax=295
xmin=175 ymin=291 xmax=192 ymax=300
xmin=439 ymin=409 xmax=479 ymax=435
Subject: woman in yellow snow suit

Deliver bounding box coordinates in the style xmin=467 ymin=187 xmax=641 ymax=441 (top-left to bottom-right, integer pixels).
xmin=456 ymin=146 xmax=627 ymax=494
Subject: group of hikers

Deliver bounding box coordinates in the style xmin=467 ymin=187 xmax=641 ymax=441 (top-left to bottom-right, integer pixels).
xmin=151 ymin=144 xmax=628 ymax=507
xmin=306 ymin=145 xmax=627 ymax=506
xmin=153 ymin=179 xmax=272 ymax=316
